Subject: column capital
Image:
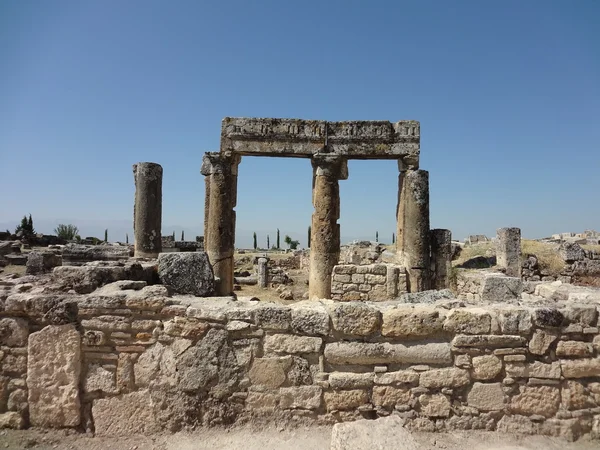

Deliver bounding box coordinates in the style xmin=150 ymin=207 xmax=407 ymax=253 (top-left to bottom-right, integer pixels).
xmin=311 ymin=154 xmax=348 ymax=180
xmin=398 ymin=155 xmax=419 ymax=172
xmin=200 ymin=151 xmax=241 ymax=176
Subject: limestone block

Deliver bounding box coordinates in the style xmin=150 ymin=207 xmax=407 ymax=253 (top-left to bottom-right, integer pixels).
xmin=561 ymin=381 xmax=596 ymax=410
xmin=324 ymin=341 xmax=452 ymax=365
xmin=505 ymin=361 xmax=561 ymax=379
xmin=419 ymin=393 xmax=451 ymax=418
xmin=562 ymin=306 xmax=598 ymax=327
xmin=443 ymin=309 xmax=491 ymax=334
xmin=497 ymin=414 xmax=539 ymax=435
xmin=328 ymin=372 xmax=375 ymax=390
xmin=27 ymin=324 xmax=81 ymax=427
xmin=467 ymin=382 xmax=505 ymax=411
xmin=510 ymin=386 xmax=560 ymax=418
xmin=528 ymin=329 xmax=558 ymax=355
xmin=419 ymin=368 xmax=470 ymax=389
xmin=157 ymin=252 xmax=214 ymax=296
xmin=398 ymin=289 xmax=455 ymax=304
xmin=556 ymin=340 xmax=593 ymax=358
xmin=496 ymin=228 xmax=521 ymax=277
xmin=472 ymin=355 xmax=502 ymax=380
xmin=533 ymin=308 xmax=564 ymax=328
xmin=263 ymin=334 xmax=322 ymax=354
xmin=541 ymin=418 xmax=592 ymax=442
xmin=497 ymin=308 xmax=532 ymax=335
xmin=330 ymin=416 xmax=419 ymax=450
xmin=248 ymin=357 xmax=292 ymax=389
xmin=0 ymin=318 xmax=28 ymax=347
xmin=324 ymin=389 xmax=369 ymax=411
xmin=480 ymin=275 xmax=522 ymax=302
xmin=7 ymin=389 xmax=27 ymax=412
xmin=84 ymin=364 xmax=118 ymax=394
xmin=279 ymin=386 xmax=322 ymax=410
xmin=290 ymin=306 xmax=330 ymax=336
xmin=328 ymin=302 xmax=381 ymax=336
xmin=560 ymin=358 xmax=600 ymax=378
xmin=92 ymin=390 xmax=159 ymax=435
xmin=0 ymin=412 xmax=24 ymax=429
xmin=374 ymin=370 xmax=420 ymax=386
xmin=134 ymin=342 xmax=177 ymax=388
xmin=381 ymin=307 xmax=444 ymax=338
xmin=163 ymin=317 xmax=209 ymax=340
xmin=452 ymin=335 xmax=526 ymax=348
xmin=372 ymin=386 xmax=410 ymax=408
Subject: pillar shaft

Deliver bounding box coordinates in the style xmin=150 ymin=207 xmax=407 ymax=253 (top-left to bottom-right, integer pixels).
xmin=201 ymin=152 xmax=240 ymax=296
xmin=497 ymin=227 xmax=521 ymax=277
xmin=133 ymin=162 xmax=163 ymax=258
xmin=396 ymin=168 xmax=430 ymax=292
xmin=430 ymin=229 xmax=452 ymax=289
xmin=309 ymin=155 xmax=347 ymax=300
xmin=257 ymin=257 xmax=269 ymax=288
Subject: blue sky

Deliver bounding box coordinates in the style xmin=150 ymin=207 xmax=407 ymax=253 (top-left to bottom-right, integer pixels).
xmin=1 ymin=1 xmax=599 ymax=247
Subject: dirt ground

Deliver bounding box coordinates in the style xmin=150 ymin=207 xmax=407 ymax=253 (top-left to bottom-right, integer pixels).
xmin=1 ymin=426 xmax=599 ymax=450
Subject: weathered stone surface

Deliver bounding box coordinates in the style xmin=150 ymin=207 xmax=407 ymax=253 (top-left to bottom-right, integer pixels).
xmin=480 ymin=275 xmax=522 ymax=302
xmin=7 ymin=389 xmax=27 ymax=412
xmin=419 ymin=393 xmax=451 ymax=418
xmin=398 ymin=289 xmax=455 ymax=304
xmin=329 ymin=302 xmax=380 ymax=336
xmin=255 ymin=305 xmax=291 ymax=331
xmin=329 ymin=372 xmax=375 ymax=390
xmin=562 ymin=381 xmax=596 ymax=410
xmin=0 ymin=318 xmax=28 ymax=347
xmin=331 ymin=416 xmax=419 ymax=450
xmin=27 ymin=324 xmax=81 ymax=427
xmin=84 ymin=364 xmax=118 ymax=394
xmin=497 ymin=414 xmax=539 ymax=435
xmin=467 ymin=382 xmax=505 ymax=411
xmin=528 ymin=329 xmax=558 ymax=355
xmin=92 ymin=390 xmax=159 ymax=435
xmin=53 ymin=262 xmax=154 ymax=294
xmin=452 ymin=335 xmax=526 ymax=348
xmin=176 ymin=328 xmax=240 ymax=395
xmin=324 ymin=341 xmax=452 ymax=365
xmin=375 ymin=370 xmax=420 ymax=386
xmin=560 ymin=358 xmax=600 ymax=378
xmin=497 ymin=308 xmax=532 ymax=335
xmin=26 ymin=251 xmax=61 ymax=275
xmin=381 ymin=307 xmax=444 ymax=338
xmin=560 ymin=242 xmax=585 ymax=262
xmin=263 ymin=334 xmax=322 ymax=354
xmin=134 ymin=342 xmax=178 ymax=388
xmin=279 ymin=386 xmax=322 ymax=410
xmin=248 ymin=357 xmax=292 ymax=389
xmin=419 ymin=368 xmax=470 ymax=389
xmin=290 ymin=306 xmax=330 ymax=336
xmin=133 ymin=162 xmax=162 ymax=258
xmin=158 ymin=252 xmax=214 ymax=296
xmin=471 ymin=355 xmax=502 ymax=380
xmin=496 ymin=228 xmax=521 ymax=277
xmin=505 ymin=361 xmax=561 ymax=379
xmin=372 ymin=386 xmax=411 ymax=408
xmin=61 ymin=244 xmax=132 ymax=264
xmin=533 ymin=308 xmax=564 ymax=328
xmin=0 ymin=412 xmax=24 ymax=429
xmin=510 ymin=386 xmax=560 ymax=418
xmin=562 ymin=306 xmax=597 ymax=327
xmin=556 ymin=340 xmax=592 ymax=358
xmin=443 ymin=309 xmax=491 ymax=334
xmin=324 ymin=389 xmax=369 ymax=411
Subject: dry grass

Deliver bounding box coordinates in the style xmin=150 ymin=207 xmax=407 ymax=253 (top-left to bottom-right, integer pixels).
xmin=1 ymin=265 xmax=26 ymax=277
xmin=521 ymin=239 xmax=564 ymax=276
xmin=453 ymin=242 xmax=495 ymax=266
xmin=581 ymin=244 xmax=600 ymax=252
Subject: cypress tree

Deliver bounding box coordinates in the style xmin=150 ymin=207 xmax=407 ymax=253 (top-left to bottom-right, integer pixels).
xmin=376 ymin=231 xmax=379 ymax=243
xmin=181 ymin=230 xmax=185 ymax=241
xmin=276 ymin=229 xmax=280 ymax=249
xmin=253 ymin=232 xmax=257 ymax=250
xmin=104 ymin=229 xmax=108 ymax=242
xmin=308 ymin=226 xmax=311 ymax=248
xmin=392 ymin=233 xmax=395 ymax=244
xmin=267 ymin=235 xmax=270 ymax=249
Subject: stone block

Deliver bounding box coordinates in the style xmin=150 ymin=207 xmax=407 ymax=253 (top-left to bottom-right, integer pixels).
xmin=263 ymin=334 xmax=322 ymax=354
xmin=528 ymin=329 xmax=558 ymax=355
xmin=0 ymin=318 xmax=28 ymax=347
xmin=556 ymin=340 xmax=593 ymax=358
xmin=372 ymin=386 xmax=410 ymax=408
xmin=419 ymin=368 xmax=470 ymax=389
xmin=496 ymin=228 xmax=521 ymax=277
xmin=157 ymin=252 xmax=214 ymax=296
xmin=279 ymin=386 xmax=322 ymax=410
xmin=533 ymin=308 xmax=564 ymax=328
xmin=374 ymin=370 xmax=420 ymax=386
xmin=92 ymin=390 xmax=159 ymax=435
xmin=480 ymin=275 xmax=522 ymax=302
xmin=398 ymin=289 xmax=455 ymax=304
xmin=497 ymin=308 xmax=532 ymax=335
xmin=324 ymin=341 xmax=452 ymax=365
xmin=561 ymin=381 xmax=596 ymax=410
xmin=290 ymin=306 xmax=330 ymax=336
xmin=0 ymin=412 xmax=24 ymax=429
xmin=467 ymin=382 xmax=505 ymax=411
xmin=419 ymin=393 xmax=451 ymax=418
xmin=324 ymin=389 xmax=369 ymax=411
xmin=84 ymin=364 xmax=118 ymax=394
xmin=27 ymin=324 xmax=81 ymax=427
xmin=248 ymin=356 xmax=292 ymax=389
xmin=328 ymin=372 xmax=375 ymax=390
xmin=452 ymin=335 xmax=526 ymax=348
xmin=505 ymin=361 xmax=561 ymax=379
xmin=330 ymin=416 xmax=419 ymax=450
xmin=472 ymin=355 xmax=502 ymax=380
xmin=443 ymin=309 xmax=491 ymax=334
xmin=381 ymin=307 xmax=444 ymax=338
xmin=560 ymin=358 xmax=600 ymax=378
xmin=328 ymin=302 xmax=381 ymax=336
xmin=510 ymin=386 xmax=560 ymax=418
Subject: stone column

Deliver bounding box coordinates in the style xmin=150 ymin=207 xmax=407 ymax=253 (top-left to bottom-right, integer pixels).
xmin=396 ymin=165 xmax=430 ymax=292
xmin=257 ymin=257 xmax=269 ymax=288
xmin=133 ymin=162 xmax=162 ymax=258
xmin=497 ymin=227 xmax=521 ymax=277
xmin=309 ymin=155 xmax=348 ymax=300
xmin=201 ymin=152 xmax=241 ymax=296
xmin=430 ymin=229 xmax=452 ymax=289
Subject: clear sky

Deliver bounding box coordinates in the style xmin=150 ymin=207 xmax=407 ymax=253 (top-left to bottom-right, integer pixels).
xmin=1 ymin=1 xmax=599 ymax=247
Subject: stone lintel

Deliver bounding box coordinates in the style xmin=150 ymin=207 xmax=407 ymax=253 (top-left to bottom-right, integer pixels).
xmin=220 ymin=117 xmax=420 ymax=160
xmin=311 ymin=154 xmax=349 ymax=180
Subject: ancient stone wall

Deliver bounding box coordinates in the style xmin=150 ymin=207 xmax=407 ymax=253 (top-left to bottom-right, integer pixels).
xmin=1 ymin=291 xmax=600 ymax=440
xmin=331 ymin=264 xmax=407 ymax=301
xmin=522 ymin=245 xmax=600 ymax=284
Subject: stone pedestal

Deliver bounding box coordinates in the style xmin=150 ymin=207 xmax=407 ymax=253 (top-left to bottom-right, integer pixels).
xmin=133 ymin=162 xmax=163 ymax=258
xmin=430 ymin=229 xmax=452 ymax=289
xmin=309 ymin=155 xmax=348 ymax=300
xmin=497 ymin=227 xmax=521 ymax=277
xmin=257 ymin=257 xmax=269 ymax=288
xmin=201 ymin=152 xmax=241 ymax=296
xmin=396 ymin=168 xmax=430 ymax=292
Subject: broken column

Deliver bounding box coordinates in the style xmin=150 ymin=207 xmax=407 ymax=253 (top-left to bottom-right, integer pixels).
xmin=133 ymin=162 xmax=163 ymax=258
xmin=309 ymin=154 xmax=348 ymax=300
xmin=396 ymin=162 xmax=430 ymax=292
xmin=497 ymin=227 xmax=521 ymax=277
xmin=257 ymin=257 xmax=269 ymax=288
xmin=430 ymin=229 xmax=452 ymax=289
xmin=201 ymin=152 xmax=241 ymax=296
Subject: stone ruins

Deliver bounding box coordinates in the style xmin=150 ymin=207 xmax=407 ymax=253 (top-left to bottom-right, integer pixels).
xmin=0 ymin=117 xmax=600 ymax=444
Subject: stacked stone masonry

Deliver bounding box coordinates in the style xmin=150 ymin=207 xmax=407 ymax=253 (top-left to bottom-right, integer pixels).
xmin=1 ymin=289 xmax=600 ymax=441
xmin=331 ymin=264 xmax=407 ymax=301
